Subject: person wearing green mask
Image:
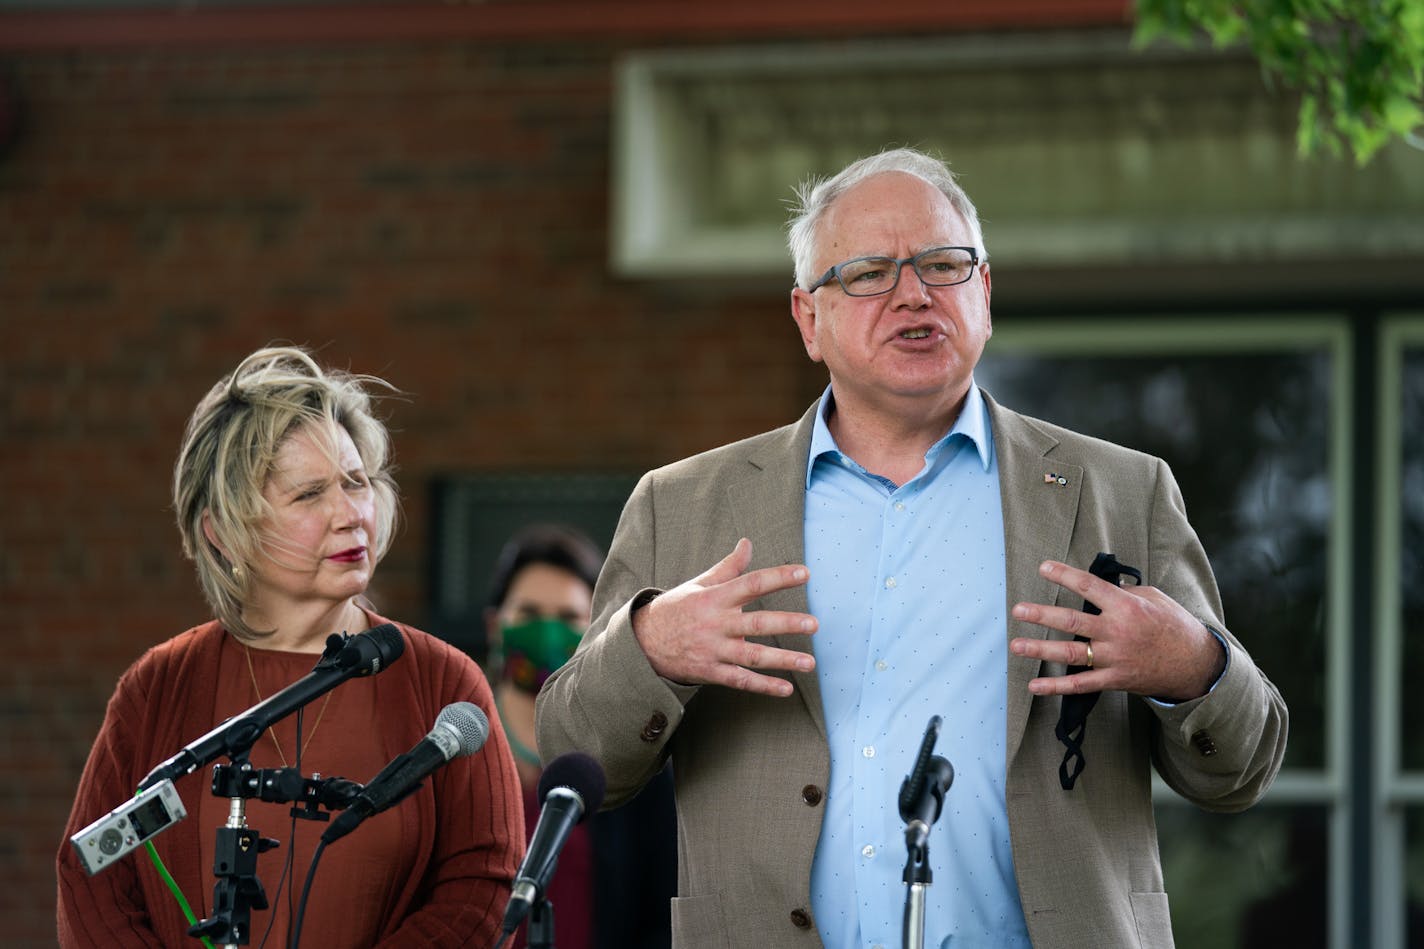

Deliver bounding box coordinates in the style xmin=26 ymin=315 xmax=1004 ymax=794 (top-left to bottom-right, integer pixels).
xmin=484 ymin=524 xmax=676 ymax=949
xmin=486 ymin=524 xmax=600 ymax=789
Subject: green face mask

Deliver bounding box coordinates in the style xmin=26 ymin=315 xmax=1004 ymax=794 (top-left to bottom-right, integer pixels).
xmin=499 ymin=617 xmax=583 ymax=694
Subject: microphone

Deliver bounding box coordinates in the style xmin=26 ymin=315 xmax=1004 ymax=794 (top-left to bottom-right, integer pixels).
xmin=139 ymin=624 xmax=404 ymax=792
xmin=901 ymin=758 xmax=954 ymax=852
xmin=321 ymin=702 xmax=489 ymax=845
xmin=898 ymin=715 xmax=942 ymax=822
xmin=899 ymin=716 xmax=954 ymax=853
xmin=499 ymin=752 xmax=606 ymax=937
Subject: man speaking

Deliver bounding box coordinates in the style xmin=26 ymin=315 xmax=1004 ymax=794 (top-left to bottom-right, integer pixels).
xmin=536 ymin=147 xmax=1287 ymax=948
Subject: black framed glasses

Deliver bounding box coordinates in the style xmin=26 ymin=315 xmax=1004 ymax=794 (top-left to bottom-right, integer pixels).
xmin=807 ymin=245 xmax=980 ymax=297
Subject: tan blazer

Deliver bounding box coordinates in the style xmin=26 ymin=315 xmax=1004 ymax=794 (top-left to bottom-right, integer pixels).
xmin=536 ymin=393 xmax=1288 ymax=949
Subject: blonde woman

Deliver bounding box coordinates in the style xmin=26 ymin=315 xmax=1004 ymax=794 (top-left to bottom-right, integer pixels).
xmin=58 ymin=346 xmax=523 ymax=948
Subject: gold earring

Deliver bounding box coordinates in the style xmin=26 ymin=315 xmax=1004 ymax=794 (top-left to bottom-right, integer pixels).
xmin=232 ymin=563 xmax=245 ymax=585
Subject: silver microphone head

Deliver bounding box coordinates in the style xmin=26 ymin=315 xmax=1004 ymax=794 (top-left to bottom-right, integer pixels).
xmin=433 ymin=701 xmax=490 ymax=759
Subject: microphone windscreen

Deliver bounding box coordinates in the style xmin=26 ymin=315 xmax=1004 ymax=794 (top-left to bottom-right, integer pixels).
xmin=340 ymin=623 xmax=406 ymax=673
xmin=436 ymin=702 xmax=490 ymax=757
xmin=537 ymin=751 xmax=606 ymax=817
xmin=899 ymin=714 xmax=942 ymax=818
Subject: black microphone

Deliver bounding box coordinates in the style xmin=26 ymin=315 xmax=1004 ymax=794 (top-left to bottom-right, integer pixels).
xmin=139 ymin=624 xmax=405 ymax=792
xmin=901 ymin=757 xmax=954 ymax=852
xmin=900 ymin=716 xmax=954 ymax=853
xmin=321 ymin=702 xmax=489 ymax=845
xmin=499 ymin=752 xmax=606 ymax=937
xmin=898 ymin=715 xmax=942 ymax=821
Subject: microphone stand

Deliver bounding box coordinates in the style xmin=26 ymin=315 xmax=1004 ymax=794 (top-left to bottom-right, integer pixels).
xmin=186 ymin=755 xmax=274 ymax=948
xmin=170 ymin=634 xmax=368 ymax=946
xmin=185 ymin=757 xmax=363 ymax=946
xmin=901 ymin=834 xmax=931 ymax=949
xmin=900 ymin=758 xmax=952 ymax=949
xmin=898 ymin=716 xmax=954 ymax=949
xmin=526 ymin=896 xmax=556 ymax=949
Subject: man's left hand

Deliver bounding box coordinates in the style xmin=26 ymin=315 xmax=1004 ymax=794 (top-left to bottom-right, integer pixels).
xmin=1009 ymin=560 xmax=1227 ymax=702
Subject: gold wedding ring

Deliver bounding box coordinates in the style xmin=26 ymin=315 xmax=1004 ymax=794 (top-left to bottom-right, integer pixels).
xmin=1084 ymin=642 xmax=1095 ymax=669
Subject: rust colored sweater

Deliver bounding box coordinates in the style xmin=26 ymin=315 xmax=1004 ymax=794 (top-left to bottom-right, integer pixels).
xmin=57 ymin=615 xmax=525 ymax=948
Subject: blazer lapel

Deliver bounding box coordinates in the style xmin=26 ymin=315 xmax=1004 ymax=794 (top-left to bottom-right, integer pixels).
xmin=987 ymin=395 xmax=1083 ymax=767
xmin=724 ymin=401 xmax=826 ymax=740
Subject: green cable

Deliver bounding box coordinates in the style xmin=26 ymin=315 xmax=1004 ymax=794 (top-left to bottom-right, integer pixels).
xmin=138 ymin=792 xmax=216 ymax=949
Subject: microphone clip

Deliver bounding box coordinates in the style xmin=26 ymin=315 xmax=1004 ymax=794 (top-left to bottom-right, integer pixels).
xmin=209 ymin=762 xmax=364 ymax=822
xmin=314 ymin=629 xmax=370 ymax=672
xmin=313 ymin=631 xmax=348 ymax=667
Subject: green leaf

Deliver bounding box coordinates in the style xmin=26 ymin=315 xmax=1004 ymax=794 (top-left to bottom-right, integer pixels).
xmin=1135 ymin=0 xmax=1424 ymax=164
xmin=1383 ymin=93 xmax=1424 ymax=134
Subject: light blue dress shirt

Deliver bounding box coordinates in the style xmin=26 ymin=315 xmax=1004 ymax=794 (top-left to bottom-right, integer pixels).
xmin=805 ymin=384 xmax=1032 ymax=949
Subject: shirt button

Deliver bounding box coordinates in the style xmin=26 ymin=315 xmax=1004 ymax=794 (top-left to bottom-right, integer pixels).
xmin=862 ymin=745 xmax=875 ymax=758
xmin=875 ymin=659 xmax=888 ymax=671
xmin=789 ymin=908 xmax=812 ymax=929
xmin=894 ymin=502 xmax=905 ymax=512
xmin=884 ymin=577 xmax=897 ymax=589
xmin=861 ymin=844 xmax=875 ymax=858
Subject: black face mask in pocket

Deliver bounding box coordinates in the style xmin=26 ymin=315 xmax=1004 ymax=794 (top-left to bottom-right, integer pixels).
xmin=1055 ymin=552 xmax=1142 ymax=791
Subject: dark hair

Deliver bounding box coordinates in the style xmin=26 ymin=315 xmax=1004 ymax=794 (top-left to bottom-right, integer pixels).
xmin=486 ymin=523 xmax=604 ymax=610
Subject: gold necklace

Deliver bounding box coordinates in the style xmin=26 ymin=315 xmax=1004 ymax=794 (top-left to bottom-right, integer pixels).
xmin=242 ymin=642 xmax=332 ymax=767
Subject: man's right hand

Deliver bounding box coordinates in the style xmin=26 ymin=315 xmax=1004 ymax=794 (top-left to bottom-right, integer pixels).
xmin=631 ymin=537 xmax=817 ymax=697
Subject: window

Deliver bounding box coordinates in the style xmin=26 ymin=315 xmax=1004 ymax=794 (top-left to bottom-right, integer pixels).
xmin=978 ymin=316 xmax=1349 ymax=948
xmin=1376 ymin=316 xmax=1424 ymax=949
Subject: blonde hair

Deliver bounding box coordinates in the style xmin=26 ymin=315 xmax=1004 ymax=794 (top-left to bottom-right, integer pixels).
xmin=173 ymin=346 xmax=400 ymax=640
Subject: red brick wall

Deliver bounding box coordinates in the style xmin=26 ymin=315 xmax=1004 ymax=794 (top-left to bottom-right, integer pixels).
xmin=0 ymin=38 xmax=823 ymax=946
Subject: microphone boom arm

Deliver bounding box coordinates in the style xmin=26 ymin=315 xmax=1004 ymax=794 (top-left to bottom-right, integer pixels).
xmin=139 ymin=625 xmax=403 ymax=792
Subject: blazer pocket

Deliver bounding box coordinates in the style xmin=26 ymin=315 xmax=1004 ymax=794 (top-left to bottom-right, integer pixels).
xmin=1129 ymin=891 xmax=1175 ymax=949
xmin=671 ymin=893 xmax=731 ymax=949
